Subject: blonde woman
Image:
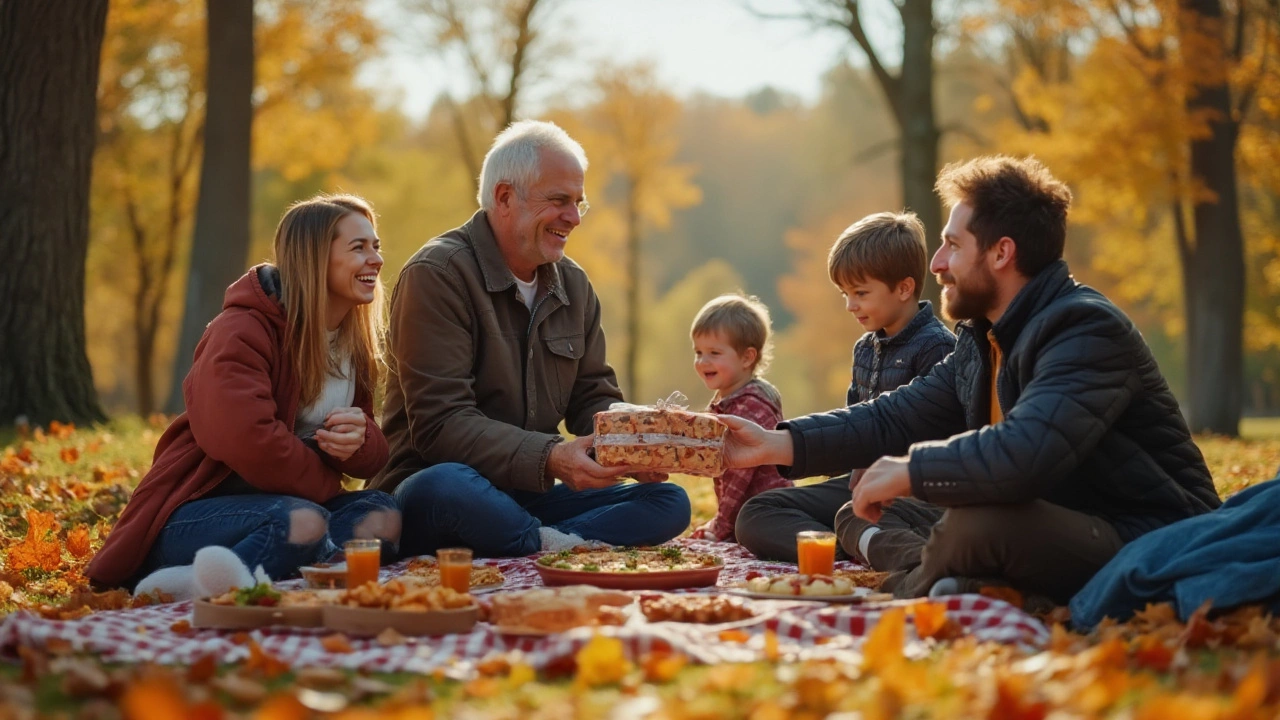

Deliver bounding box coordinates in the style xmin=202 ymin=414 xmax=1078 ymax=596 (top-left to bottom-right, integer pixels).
xmin=88 ymin=194 xmax=400 ymax=591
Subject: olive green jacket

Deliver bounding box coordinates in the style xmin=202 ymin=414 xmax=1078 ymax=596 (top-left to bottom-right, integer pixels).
xmin=372 ymin=211 xmax=623 ymax=494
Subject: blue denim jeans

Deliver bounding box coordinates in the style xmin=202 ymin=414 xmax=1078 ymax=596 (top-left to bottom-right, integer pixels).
xmin=138 ymin=490 xmax=400 ymax=583
xmin=394 ymin=463 xmax=692 ymax=557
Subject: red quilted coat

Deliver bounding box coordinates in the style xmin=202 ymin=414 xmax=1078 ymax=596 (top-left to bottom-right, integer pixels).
xmin=86 ymin=265 xmax=388 ymax=587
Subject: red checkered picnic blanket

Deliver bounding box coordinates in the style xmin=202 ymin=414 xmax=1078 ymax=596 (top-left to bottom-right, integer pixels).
xmin=0 ymin=540 xmax=1047 ymax=672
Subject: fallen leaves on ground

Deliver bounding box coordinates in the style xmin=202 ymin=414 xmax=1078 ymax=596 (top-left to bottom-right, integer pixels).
xmin=3 ymin=419 xmax=1280 ymax=717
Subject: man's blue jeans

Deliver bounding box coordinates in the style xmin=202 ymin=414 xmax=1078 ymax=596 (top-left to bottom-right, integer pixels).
xmin=137 ymin=490 xmax=400 ymax=583
xmin=394 ymin=463 xmax=692 ymax=557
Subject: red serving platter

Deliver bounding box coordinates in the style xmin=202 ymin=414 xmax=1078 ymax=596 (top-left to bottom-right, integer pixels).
xmin=534 ymin=562 xmax=723 ymax=591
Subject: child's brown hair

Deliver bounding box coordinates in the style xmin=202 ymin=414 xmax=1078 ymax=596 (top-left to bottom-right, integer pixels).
xmin=827 ymin=211 xmax=928 ymax=299
xmin=690 ymin=293 xmax=773 ymax=376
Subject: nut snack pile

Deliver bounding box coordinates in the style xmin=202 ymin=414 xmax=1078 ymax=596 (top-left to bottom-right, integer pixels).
xmin=593 ymin=396 xmax=726 ymax=476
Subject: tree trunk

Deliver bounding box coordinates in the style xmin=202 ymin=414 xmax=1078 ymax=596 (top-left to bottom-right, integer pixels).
xmin=898 ymin=0 xmax=942 ymax=307
xmin=166 ymin=0 xmax=255 ymax=413
xmin=0 ymin=0 xmax=109 ymax=427
xmin=625 ymin=179 xmax=641 ymax=403
xmin=1180 ymin=0 xmax=1244 ymax=436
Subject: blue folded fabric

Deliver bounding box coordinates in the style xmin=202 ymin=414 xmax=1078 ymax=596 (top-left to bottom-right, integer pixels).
xmin=1069 ymin=475 xmax=1280 ymax=631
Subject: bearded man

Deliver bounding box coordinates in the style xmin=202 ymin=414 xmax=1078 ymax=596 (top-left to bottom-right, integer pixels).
xmin=721 ymin=156 xmax=1220 ymax=604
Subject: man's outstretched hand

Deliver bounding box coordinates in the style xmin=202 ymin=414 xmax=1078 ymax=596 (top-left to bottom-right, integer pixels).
xmin=546 ymin=435 xmax=633 ymax=491
xmin=852 ymin=455 xmax=913 ymax=523
xmin=717 ymin=414 xmax=794 ymax=469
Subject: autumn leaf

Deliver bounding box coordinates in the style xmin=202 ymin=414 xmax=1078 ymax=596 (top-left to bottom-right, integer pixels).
xmin=59 ymin=446 xmax=80 ymax=464
xmin=320 ymin=633 xmax=354 ymax=653
xmin=66 ymin=524 xmax=92 ymax=558
xmin=980 ymin=585 xmax=1025 ymax=609
xmin=187 ymin=654 xmax=217 ymax=683
xmin=252 ymin=694 xmax=309 ymax=720
xmin=47 ymin=421 xmax=76 ymax=440
xmin=910 ymin=601 xmax=962 ymax=641
xmin=7 ymin=509 xmax=63 ymax=572
xmin=119 ymin=675 xmax=190 ymax=720
xmin=574 ymin=634 xmax=633 ymax=688
xmin=641 ymin=651 xmax=687 ymax=683
xmin=244 ymin=640 xmax=289 ymax=680
xmin=863 ymin=608 xmax=906 ymax=673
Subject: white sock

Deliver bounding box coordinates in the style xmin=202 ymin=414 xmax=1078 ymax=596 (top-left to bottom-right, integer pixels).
xmin=857 ymin=527 xmax=881 ymax=565
xmin=134 ymin=565 xmax=199 ymax=601
xmin=192 ymin=546 xmax=256 ymax=598
xmin=538 ymin=526 xmax=589 ymax=553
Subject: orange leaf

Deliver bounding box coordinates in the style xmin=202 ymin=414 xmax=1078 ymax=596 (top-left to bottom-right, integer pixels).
xmin=320 ymin=633 xmax=354 ymax=653
xmin=980 ymin=586 xmax=1025 ymax=609
xmin=66 ymin=525 xmax=92 ymax=558
xmin=253 ymin=694 xmax=309 ymax=720
xmin=59 ymin=447 xmax=80 ymax=463
xmin=862 ymin=608 xmax=906 ymax=673
xmin=119 ymin=676 xmax=189 ymax=720
xmin=640 ymin=650 xmax=687 ymax=683
xmin=188 ymin=701 xmax=224 ymax=720
xmin=48 ymin=420 xmax=76 ymax=439
xmin=7 ymin=510 xmax=63 ymax=572
xmin=1130 ymin=635 xmax=1174 ymax=672
xmin=245 ymin=640 xmax=290 ymax=679
xmin=910 ymin=601 xmax=961 ymax=640
xmin=989 ymin=674 xmax=1048 ymax=720
xmin=187 ymin=654 xmax=217 ymax=683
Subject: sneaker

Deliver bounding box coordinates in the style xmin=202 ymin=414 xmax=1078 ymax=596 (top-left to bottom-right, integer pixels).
xmin=927 ymin=576 xmax=988 ymax=598
xmin=538 ymin=526 xmax=589 ymax=552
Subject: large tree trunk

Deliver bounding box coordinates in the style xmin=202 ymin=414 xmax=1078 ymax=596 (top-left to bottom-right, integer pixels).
xmin=624 ymin=180 xmax=641 ymax=402
xmin=0 ymin=0 xmax=109 ymax=427
xmin=899 ymin=0 xmax=942 ymax=306
xmin=166 ymin=0 xmax=255 ymax=413
xmin=1180 ymin=0 xmax=1244 ymax=436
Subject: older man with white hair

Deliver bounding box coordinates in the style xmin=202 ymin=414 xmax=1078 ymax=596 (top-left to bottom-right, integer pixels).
xmin=374 ymin=120 xmax=691 ymax=557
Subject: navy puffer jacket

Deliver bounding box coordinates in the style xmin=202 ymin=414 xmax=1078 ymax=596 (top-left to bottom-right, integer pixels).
xmin=848 ymin=301 xmax=955 ymax=405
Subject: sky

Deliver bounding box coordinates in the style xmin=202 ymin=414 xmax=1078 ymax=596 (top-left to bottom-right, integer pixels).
xmin=363 ymin=0 xmax=888 ymax=119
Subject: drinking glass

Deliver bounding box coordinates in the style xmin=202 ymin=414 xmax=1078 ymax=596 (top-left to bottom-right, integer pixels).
xmin=436 ymin=547 xmax=474 ymax=594
xmin=796 ymin=530 xmax=837 ymax=577
xmin=344 ymin=538 xmax=382 ymax=589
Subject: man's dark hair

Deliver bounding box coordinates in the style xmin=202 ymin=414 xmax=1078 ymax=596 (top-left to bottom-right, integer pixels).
xmin=935 ymin=156 xmax=1073 ymax=277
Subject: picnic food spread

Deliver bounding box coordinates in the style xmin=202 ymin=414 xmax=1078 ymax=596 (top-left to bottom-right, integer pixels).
xmin=593 ymin=399 xmax=726 ymax=476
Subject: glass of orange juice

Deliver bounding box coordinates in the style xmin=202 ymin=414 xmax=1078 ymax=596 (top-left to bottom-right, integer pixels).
xmin=796 ymin=531 xmax=837 ymax=577
xmin=436 ymin=548 xmax=473 ymax=594
xmin=344 ymin=538 xmax=382 ymax=589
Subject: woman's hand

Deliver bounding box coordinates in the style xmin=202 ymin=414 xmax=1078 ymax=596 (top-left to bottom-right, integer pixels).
xmin=316 ymin=407 xmax=367 ymax=461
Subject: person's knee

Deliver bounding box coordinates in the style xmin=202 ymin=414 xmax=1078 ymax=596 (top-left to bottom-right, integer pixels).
xmin=395 ymin=463 xmax=489 ymax=507
xmin=287 ymin=508 xmax=329 ymax=546
xmin=353 ymin=508 xmax=402 ymax=544
xmin=627 ymin=483 xmax=691 ymax=541
xmin=940 ymin=505 xmax=1026 ymax=545
xmin=733 ymin=493 xmax=778 ymax=544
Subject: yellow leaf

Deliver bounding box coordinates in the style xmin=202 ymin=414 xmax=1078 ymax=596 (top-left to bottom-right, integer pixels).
xmin=574 ymin=634 xmax=633 ymax=688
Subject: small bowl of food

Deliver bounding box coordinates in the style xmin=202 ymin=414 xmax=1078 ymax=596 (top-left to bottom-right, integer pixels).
xmin=300 ymin=562 xmax=348 ymax=589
